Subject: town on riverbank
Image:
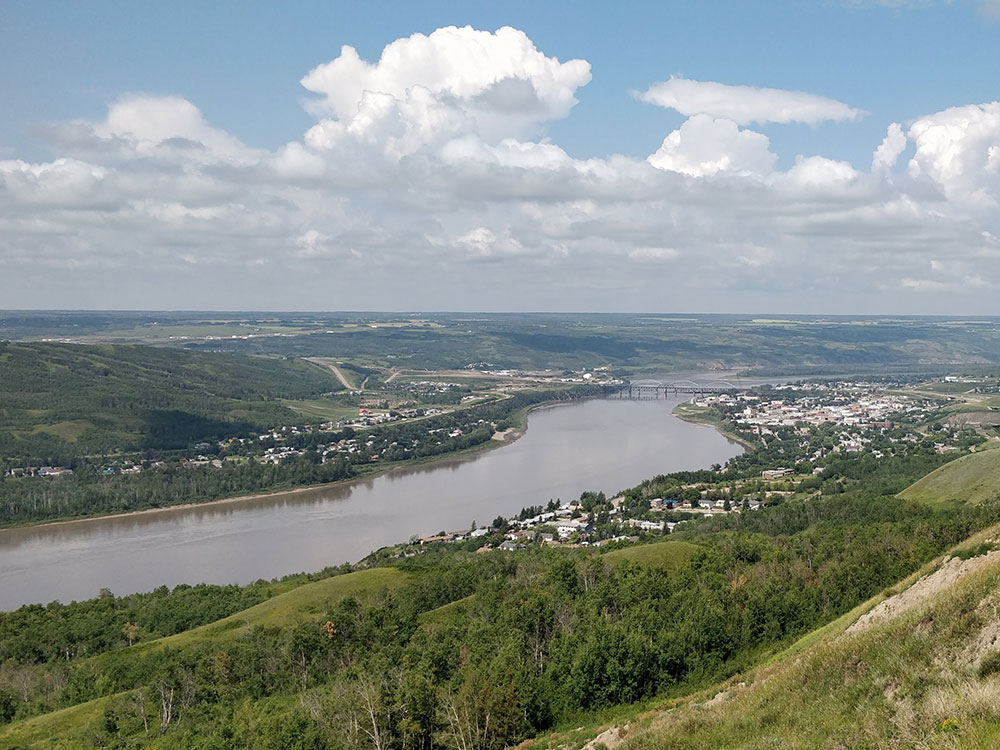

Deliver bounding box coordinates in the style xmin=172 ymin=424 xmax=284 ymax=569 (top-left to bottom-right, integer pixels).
xmin=388 ymin=377 xmax=996 ymax=556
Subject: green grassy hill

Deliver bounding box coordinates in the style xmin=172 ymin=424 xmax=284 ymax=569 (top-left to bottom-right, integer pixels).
xmin=0 ymin=698 xmax=112 ymax=750
xmin=899 ymin=442 xmax=1000 ymax=506
xmin=0 ymin=341 xmax=342 ymax=459
xmin=150 ymin=567 xmax=408 ymax=649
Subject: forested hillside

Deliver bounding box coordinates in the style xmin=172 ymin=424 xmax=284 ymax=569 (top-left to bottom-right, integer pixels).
xmin=0 ymin=342 xmax=342 ymax=460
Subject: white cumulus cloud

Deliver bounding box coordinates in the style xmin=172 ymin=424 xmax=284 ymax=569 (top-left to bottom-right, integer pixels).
xmin=636 ymin=76 xmax=864 ymax=125
xmin=648 ymin=115 xmax=777 ymax=177
xmin=782 ymin=155 xmax=860 ymax=188
xmin=872 ymin=122 xmax=907 ymax=171
xmin=907 ymin=102 xmax=1000 ymax=204
xmin=300 ymin=25 xmax=591 ymax=155
xmin=49 ymin=95 xmax=258 ymax=165
xmin=0 ymin=158 xmax=111 ymax=208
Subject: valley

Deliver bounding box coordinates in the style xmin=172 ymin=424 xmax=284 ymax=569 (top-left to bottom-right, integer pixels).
xmin=2 ymin=314 xmax=1000 ymax=748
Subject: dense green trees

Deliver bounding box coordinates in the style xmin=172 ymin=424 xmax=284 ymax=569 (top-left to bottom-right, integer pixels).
xmin=0 ymin=457 xmax=356 ymax=524
xmin=0 ymin=575 xmax=347 ymax=665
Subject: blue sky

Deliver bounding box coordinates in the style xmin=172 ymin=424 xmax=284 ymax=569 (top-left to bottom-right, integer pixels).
xmin=1 ymin=1 xmax=1000 ymax=312
xmin=5 ymin=1 xmax=997 ymax=163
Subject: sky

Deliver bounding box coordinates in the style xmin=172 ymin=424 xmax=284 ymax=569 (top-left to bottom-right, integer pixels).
xmin=2 ymin=1 xmax=1000 ymax=314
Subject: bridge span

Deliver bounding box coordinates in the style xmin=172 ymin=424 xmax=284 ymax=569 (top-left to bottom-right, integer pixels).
xmin=613 ymin=378 xmax=744 ymax=399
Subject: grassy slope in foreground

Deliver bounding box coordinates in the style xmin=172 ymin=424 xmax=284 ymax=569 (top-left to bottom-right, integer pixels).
xmin=898 ymin=440 xmax=1000 ymax=506
xmin=595 ymin=532 xmax=1000 ymax=750
xmin=99 ymin=568 xmax=409 ymax=664
xmin=152 ymin=566 xmax=408 ymax=648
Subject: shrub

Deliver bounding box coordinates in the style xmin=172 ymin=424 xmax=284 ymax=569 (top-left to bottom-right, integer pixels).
xmin=978 ymin=650 xmax=1000 ymax=678
xmin=953 ymin=542 xmax=997 ymax=561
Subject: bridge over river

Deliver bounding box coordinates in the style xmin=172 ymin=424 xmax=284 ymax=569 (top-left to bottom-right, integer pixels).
xmin=613 ymin=378 xmax=746 ymax=399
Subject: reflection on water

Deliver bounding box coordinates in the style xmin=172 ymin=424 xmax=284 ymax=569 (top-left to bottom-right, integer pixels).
xmin=0 ymin=397 xmax=741 ymax=610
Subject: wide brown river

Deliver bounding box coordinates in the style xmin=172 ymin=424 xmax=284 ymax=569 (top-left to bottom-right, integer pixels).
xmin=0 ymin=397 xmax=741 ymax=610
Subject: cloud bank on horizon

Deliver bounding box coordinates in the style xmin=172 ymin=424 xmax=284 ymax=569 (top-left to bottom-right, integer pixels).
xmin=2 ymin=24 xmax=999 ymax=312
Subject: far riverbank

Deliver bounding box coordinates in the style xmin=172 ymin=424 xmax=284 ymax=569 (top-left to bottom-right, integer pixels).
xmin=0 ymin=396 xmax=563 ymax=532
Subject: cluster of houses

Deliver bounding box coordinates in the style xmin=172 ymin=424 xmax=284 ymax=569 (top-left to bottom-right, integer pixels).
xmin=5 ymin=466 xmax=74 ymax=478
xmin=321 ymin=407 xmax=445 ymax=430
xmin=697 ymin=385 xmax=929 ymax=431
xmin=691 ymin=382 xmax=975 ymax=463
xmin=414 ymin=500 xmax=625 ymax=550
xmin=414 ymin=492 xmax=769 ymax=552
xmin=106 ymin=463 xmax=146 ymax=474
xmin=388 ymin=380 xmax=471 ymax=397
xmin=194 ymin=408 xmax=480 ymax=465
xmin=5 ymin=406 xmax=490 ymax=479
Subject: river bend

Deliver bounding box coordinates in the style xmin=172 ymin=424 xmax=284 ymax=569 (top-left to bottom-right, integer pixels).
xmin=0 ymin=397 xmax=740 ymax=610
